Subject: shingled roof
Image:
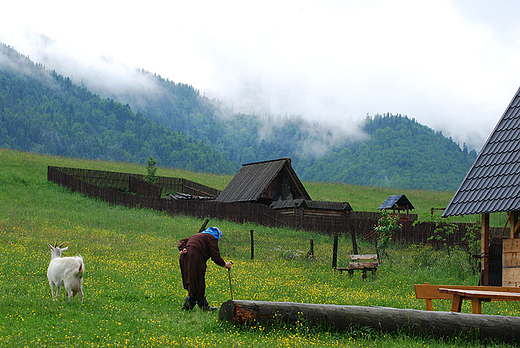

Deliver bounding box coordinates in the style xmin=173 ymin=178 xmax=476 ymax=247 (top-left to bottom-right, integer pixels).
xmin=378 ymin=194 xmax=415 ymax=211
xmin=443 ymin=87 xmax=520 ymax=217
xmin=270 ymin=199 xmax=352 ymax=213
xmin=215 ymin=158 xmax=311 ymax=204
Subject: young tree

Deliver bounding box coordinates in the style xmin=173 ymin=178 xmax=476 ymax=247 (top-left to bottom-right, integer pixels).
xmin=374 ymin=212 xmax=401 ymax=260
xmin=144 ymin=156 xmax=158 ymax=185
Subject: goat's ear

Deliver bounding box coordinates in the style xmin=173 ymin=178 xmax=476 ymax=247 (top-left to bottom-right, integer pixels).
xmin=62 ymin=246 xmax=69 ymax=251
xmin=47 ymin=243 xmax=54 ymax=249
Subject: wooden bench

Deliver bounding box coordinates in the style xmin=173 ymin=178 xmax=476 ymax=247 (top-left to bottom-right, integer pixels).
xmin=336 ymin=254 xmax=378 ymax=280
xmin=414 ymin=282 xmax=520 ymax=312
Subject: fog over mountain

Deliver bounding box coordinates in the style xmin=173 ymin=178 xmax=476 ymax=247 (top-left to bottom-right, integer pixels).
xmin=0 ymin=42 xmax=478 ymax=190
xmin=3 ymin=1 xmax=520 ymax=153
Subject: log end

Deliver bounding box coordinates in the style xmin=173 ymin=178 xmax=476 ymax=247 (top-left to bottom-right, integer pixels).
xmin=219 ymin=300 xmax=261 ymax=324
xmin=218 ymin=300 xmax=235 ymax=322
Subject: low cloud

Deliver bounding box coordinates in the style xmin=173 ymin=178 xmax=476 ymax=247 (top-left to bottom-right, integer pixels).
xmin=2 ymin=1 xmax=520 ymax=152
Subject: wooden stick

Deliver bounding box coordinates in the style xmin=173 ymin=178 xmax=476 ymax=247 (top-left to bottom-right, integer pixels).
xmin=228 ymin=268 xmax=233 ymax=300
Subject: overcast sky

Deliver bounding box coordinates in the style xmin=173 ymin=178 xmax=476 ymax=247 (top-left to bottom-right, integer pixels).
xmin=2 ymin=0 xmax=520 ymax=151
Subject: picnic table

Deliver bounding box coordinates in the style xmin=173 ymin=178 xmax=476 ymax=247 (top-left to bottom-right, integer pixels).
xmin=438 ymin=287 xmax=520 ymax=314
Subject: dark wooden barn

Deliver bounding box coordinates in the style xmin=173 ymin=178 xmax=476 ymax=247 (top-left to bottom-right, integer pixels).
xmin=443 ymin=87 xmax=520 ymax=287
xmin=216 ymin=158 xmax=311 ymax=205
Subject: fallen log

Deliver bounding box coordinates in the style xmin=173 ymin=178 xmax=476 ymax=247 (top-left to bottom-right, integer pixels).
xmin=219 ymin=300 xmax=520 ymax=343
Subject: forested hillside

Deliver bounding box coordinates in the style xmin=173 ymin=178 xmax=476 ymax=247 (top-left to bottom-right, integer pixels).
xmin=0 ymin=44 xmax=477 ymax=190
xmin=101 ymin=68 xmax=341 ymax=168
xmin=0 ymin=44 xmax=237 ymax=174
xmin=300 ymin=115 xmax=477 ymax=190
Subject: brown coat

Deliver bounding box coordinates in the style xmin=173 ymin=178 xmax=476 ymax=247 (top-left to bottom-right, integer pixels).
xmin=178 ymin=233 xmax=226 ymax=300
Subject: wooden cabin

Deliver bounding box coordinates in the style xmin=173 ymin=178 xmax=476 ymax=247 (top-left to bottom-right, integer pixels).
xmin=378 ymin=194 xmax=415 ymax=220
xmin=215 ymin=158 xmax=311 ymax=205
xmin=443 ymin=87 xmax=520 ymax=286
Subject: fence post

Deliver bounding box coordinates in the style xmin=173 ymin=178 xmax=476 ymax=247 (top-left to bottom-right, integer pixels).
xmin=308 ymin=239 xmax=314 ymax=257
xmin=332 ymin=233 xmax=338 ymax=269
xmin=350 ymin=225 xmax=358 ymax=255
xmin=250 ymin=229 xmax=254 ymax=260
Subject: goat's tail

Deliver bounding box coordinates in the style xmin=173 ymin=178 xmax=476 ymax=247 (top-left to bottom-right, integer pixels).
xmin=76 ymin=255 xmax=84 ymax=277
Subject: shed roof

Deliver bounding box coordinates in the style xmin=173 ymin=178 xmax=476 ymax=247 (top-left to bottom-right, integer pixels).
xmin=270 ymin=199 xmax=352 ymax=212
xmin=443 ymin=87 xmax=520 ymax=217
xmin=215 ymin=158 xmax=311 ymax=203
xmin=378 ymin=195 xmax=415 ymax=210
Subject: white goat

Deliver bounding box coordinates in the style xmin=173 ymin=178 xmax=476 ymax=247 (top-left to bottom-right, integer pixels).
xmin=47 ymin=242 xmax=84 ymax=301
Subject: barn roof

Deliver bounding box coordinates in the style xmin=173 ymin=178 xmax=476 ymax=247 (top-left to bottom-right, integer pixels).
xmin=443 ymin=87 xmax=520 ymax=217
xmin=270 ymin=199 xmax=352 ymax=212
xmin=215 ymin=158 xmax=311 ymax=203
xmin=378 ymin=195 xmax=415 ymax=210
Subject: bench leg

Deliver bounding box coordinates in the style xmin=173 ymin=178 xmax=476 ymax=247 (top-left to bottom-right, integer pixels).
xmin=471 ymin=299 xmax=482 ymax=314
xmin=348 ymin=270 xmax=354 ymax=277
xmin=451 ymin=294 xmax=463 ymax=312
xmin=371 ymin=269 xmax=377 ymax=280
xmin=362 ymin=269 xmax=367 ymax=280
xmin=425 ymin=299 xmax=433 ymax=311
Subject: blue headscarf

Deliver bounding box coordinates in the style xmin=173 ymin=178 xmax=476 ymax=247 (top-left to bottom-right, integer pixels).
xmin=202 ymin=227 xmax=222 ymax=241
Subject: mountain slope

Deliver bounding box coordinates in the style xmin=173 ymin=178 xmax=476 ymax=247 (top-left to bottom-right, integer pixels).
xmin=0 ymin=44 xmax=477 ymax=190
xmin=300 ymin=114 xmax=477 ymax=190
xmin=71 ymin=58 xmax=476 ymax=191
xmin=0 ymin=44 xmax=238 ymax=174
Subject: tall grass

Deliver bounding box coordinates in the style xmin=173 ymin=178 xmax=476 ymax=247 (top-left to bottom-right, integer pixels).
xmin=0 ymin=149 xmax=517 ymax=347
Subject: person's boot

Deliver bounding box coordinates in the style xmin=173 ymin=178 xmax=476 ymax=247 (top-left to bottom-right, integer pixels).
xmin=197 ymin=297 xmax=217 ymax=311
xmin=182 ymin=297 xmax=196 ymax=310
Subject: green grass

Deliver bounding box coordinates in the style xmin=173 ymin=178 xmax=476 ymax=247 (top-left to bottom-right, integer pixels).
xmin=1 ymin=148 xmax=518 ymax=347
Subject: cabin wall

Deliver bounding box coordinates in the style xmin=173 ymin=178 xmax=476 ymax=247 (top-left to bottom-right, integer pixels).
xmin=503 ymin=238 xmax=520 ymax=287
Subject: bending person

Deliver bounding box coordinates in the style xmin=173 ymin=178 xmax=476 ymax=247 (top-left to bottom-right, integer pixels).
xmin=177 ymin=226 xmax=232 ymax=311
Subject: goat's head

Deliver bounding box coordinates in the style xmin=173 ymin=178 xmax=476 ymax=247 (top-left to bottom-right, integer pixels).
xmin=47 ymin=242 xmax=68 ymax=259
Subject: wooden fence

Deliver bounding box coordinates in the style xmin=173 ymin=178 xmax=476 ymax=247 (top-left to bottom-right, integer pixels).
xmin=49 ymin=166 xmax=221 ymax=198
xmin=48 ymin=166 xmax=499 ymax=247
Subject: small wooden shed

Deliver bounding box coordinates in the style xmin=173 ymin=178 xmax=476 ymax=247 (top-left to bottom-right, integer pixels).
xmin=215 ymin=158 xmax=311 ymax=205
xmin=270 ymin=199 xmax=352 ymax=218
xmin=378 ymin=194 xmax=415 ymax=220
xmin=443 ymin=86 xmax=520 ymax=286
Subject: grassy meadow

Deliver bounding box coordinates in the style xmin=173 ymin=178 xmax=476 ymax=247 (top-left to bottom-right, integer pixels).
xmin=1 ymin=148 xmax=518 ymax=347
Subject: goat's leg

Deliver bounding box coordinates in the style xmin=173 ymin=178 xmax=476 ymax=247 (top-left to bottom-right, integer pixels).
xmin=49 ymin=282 xmax=56 ymax=299
xmin=55 ymin=285 xmax=61 ymax=299
xmin=78 ymin=288 xmax=84 ymax=301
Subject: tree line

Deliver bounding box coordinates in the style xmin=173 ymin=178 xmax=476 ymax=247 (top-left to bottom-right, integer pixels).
xmin=0 ymin=43 xmax=477 ymax=190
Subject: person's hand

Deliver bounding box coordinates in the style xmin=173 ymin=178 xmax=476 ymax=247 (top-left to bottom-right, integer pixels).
xmin=225 ymin=261 xmax=233 ymax=269
xmin=179 ymin=248 xmax=187 ymax=255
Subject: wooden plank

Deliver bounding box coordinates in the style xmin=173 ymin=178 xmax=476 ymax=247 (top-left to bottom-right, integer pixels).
xmin=482 ymin=213 xmax=490 ymax=285
xmin=511 ymin=211 xmax=519 ymax=239
xmin=502 ymin=239 xmax=520 ymax=287
xmin=439 ymin=288 xmax=520 ymax=301
xmin=503 ymin=250 xmax=520 ymax=268
xmin=350 ymin=254 xmax=378 ymax=261
xmin=503 ymin=268 xmax=520 ymax=287
xmin=348 ymin=262 xmax=378 ymax=269
xmin=503 ymin=238 xmax=520 ymax=253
